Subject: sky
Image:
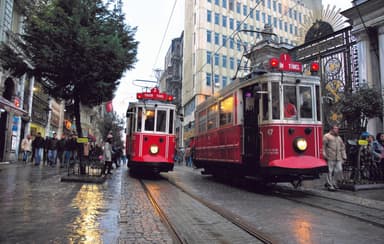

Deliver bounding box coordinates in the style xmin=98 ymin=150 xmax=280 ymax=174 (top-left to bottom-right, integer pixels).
xmin=113 ymin=0 xmax=353 ymax=118
xmin=113 ymin=0 xmax=184 ymax=117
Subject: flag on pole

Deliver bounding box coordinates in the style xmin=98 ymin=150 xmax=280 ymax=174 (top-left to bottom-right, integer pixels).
xmin=105 ymin=100 xmax=113 ymax=113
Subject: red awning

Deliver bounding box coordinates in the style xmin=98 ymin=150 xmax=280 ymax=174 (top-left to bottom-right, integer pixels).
xmin=0 ymin=96 xmax=28 ymax=117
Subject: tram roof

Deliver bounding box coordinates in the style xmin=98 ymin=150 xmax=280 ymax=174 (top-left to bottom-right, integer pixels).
xmin=128 ymin=99 xmax=177 ymax=108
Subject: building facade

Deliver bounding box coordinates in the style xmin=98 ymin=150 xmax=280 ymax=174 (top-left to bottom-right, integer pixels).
xmin=0 ymin=0 xmax=29 ymax=161
xmin=341 ymin=0 xmax=384 ymax=135
xmin=0 ymin=0 xmax=102 ymax=161
xmin=182 ymin=0 xmax=320 ymax=144
xmin=160 ymin=32 xmax=184 ymax=148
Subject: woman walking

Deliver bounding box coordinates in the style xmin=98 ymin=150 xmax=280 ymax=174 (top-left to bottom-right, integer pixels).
xmin=102 ymin=135 xmax=113 ymax=175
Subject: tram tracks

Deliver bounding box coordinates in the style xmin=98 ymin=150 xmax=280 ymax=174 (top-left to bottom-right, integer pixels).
xmin=139 ymin=178 xmax=275 ymax=244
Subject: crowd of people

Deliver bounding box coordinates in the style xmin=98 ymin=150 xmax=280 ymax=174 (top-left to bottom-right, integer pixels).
xmin=20 ymin=131 xmax=127 ymax=176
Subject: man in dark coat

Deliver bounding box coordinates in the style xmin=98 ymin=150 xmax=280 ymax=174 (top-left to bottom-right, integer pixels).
xmin=32 ymin=132 xmax=45 ymax=166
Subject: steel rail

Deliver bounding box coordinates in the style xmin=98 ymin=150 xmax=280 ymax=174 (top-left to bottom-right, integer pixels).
xmin=139 ymin=179 xmax=185 ymax=244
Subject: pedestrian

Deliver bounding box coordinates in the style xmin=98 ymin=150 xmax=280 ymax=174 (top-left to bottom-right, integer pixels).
xmin=32 ymin=132 xmax=45 ymax=166
xmin=46 ymin=133 xmax=58 ymax=167
xmin=112 ymin=145 xmax=122 ymax=168
xmin=358 ymin=132 xmax=375 ymax=180
xmin=102 ymin=135 xmax=113 ymax=175
xmin=121 ymin=147 xmax=127 ymax=165
xmin=323 ymin=124 xmax=347 ymax=191
xmin=372 ymin=132 xmax=384 ymax=180
xmin=57 ymin=134 xmax=66 ymax=166
xmin=185 ymin=147 xmax=192 ymax=167
xmin=21 ymin=134 xmax=32 ymax=164
xmin=43 ymin=136 xmax=49 ymax=165
xmin=70 ymin=134 xmax=79 ymax=162
xmin=63 ymin=134 xmax=73 ymax=168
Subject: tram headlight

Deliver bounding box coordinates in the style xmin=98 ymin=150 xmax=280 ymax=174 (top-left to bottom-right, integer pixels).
xmin=149 ymin=144 xmax=159 ymax=154
xmin=294 ymin=137 xmax=308 ymax=153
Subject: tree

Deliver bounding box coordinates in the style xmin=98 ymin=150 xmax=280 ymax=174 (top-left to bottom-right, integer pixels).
xmin=0 ymin=0 xmax=138 ymax=136
xmin=340 ymin=87 xmax=383 ymax=133
xmin=98 ymin=111 xmax=125 ymax=147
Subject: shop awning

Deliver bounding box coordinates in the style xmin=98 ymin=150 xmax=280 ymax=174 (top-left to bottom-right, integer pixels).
xmin=0 ymin=96 xmax=28 ymax=117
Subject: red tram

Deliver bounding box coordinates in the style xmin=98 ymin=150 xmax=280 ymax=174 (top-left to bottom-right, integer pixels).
xmin=125 ymin=87 xmax=176 ymax=173
xmin=193 ymin=54 xmax=327 ymax=187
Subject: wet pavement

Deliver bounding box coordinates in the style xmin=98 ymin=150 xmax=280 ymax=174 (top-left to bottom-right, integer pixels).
xmin=0 ymin=162 xmax=122 ymax=243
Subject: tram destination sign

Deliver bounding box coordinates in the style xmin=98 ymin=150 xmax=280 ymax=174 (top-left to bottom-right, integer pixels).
xmin=276 ymin=53 xmax=302 ymax=72
xmin=136 ymin=87 xmax=174 ymax=101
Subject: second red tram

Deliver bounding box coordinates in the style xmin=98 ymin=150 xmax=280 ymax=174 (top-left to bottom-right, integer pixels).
xmin=125 ymin=87 xmax=176 ymax=173
xmin=193 ymin=54 xmax=327 ymax=187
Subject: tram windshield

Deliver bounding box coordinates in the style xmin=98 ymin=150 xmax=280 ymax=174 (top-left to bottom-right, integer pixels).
xmin=263 ymin=82 xmax=318 ymax=121
xmin=134 ymin=106 xmax=175 ymax=134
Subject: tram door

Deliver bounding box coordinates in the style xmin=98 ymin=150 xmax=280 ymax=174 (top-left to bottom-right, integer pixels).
xmin=242 ymin=85 xmax=260 ymax=168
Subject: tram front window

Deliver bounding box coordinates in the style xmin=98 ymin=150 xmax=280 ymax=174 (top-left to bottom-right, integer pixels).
xmin=283 ymin=86 xmax=297 ymax=119
xmin=299 ymin=87 xmax=313 ymax=119
xmin=156 ymin=110 xmax=167 ymax=132
xmin=145 ymin=109 xmax=155 ymax=131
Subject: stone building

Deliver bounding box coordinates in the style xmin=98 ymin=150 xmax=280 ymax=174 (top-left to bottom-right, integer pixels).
xmin=341 ymin=0 xmax=384 ymax=134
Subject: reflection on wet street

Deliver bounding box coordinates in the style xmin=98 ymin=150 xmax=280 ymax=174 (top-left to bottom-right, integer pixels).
xmin=69 ymin=185 xmax=104 ymax=243
xmin=0 ymin=164 xmax=121 ymax=243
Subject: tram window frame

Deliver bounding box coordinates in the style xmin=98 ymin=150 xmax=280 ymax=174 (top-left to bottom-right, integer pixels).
xmin=156 ymin=109 xmax=167 ymax=132
xmin=299 ymin=86 xmax=313 ymax=119
xmin=137 ymin=107 xmax=142 ymax=132
xmin=207 ymin=104 xmax=218 ymax=130
xmin=271 ymin=82 xmax=280 ymax=120
xmin=144 ymin=109 xmax=155 ymax=131
xmin=219 ymin=95 xmax=234 ymax=126
xmin=169 ymin=109 xmax=174 ymax=134
xmin=127 ymin=108 xmax=134 ymax=135
xmin=283 ymin=85 xmax=298 ymax=119
xmin=198 ymin=109 xmax=207 ymax=133
xmin=261 ymin=83 xmax=268 ymax=121
xmin=316 ymin=85 xmax=321 ymax=121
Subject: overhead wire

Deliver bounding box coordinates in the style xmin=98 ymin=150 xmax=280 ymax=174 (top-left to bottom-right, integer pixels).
xmin=153 ymin=0 xmax=178 ymax=70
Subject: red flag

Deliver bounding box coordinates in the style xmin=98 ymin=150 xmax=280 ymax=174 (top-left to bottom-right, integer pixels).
xmin=105 ymin=101 xmax=113 ymax=112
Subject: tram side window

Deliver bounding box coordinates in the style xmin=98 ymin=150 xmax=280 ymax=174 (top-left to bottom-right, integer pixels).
xmin=299 ymin=86 xmax=313 ymax=119
xmin=316 ymin=85 xmax=321 ymax=121
xmin=145 ymin=109 xmax=155 ymax=131
xmin=198 ymin=110 xmax=207 ymax=133
xmin=137 ymin=107 xmax=142 ymax=132
xmin=283 ymin=86 xmax=297 ymax=119
xmin=262 ymin=84 xmax=268 ymax=120
xmin=207 ymin=104 xmax=218 ymax=130
xmin=127 ymin=108 xmax=133 ymax=135
xmin=169 ymin=109 xmax=174 ymax=134
xmin=219 ymin=95 xmax=234 ymax=126
xmin=272 ymin=82 xmax=280 ymax=119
